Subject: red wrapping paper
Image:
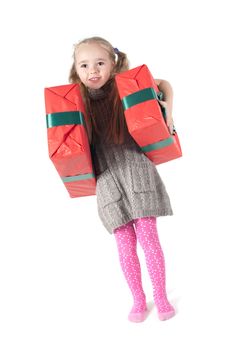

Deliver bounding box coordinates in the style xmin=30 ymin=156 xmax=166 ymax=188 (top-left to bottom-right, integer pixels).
xmin=115 ymin=65 xmax=182 ymax=165
xmin=44 ymin=84 xmax=96 ymax=198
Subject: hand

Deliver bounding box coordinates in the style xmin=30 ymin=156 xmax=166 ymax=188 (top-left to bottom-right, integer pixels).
xmin=158 ymin=100 xmax=175 ymax=135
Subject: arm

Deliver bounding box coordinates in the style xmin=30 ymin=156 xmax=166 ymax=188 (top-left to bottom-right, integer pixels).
xmin=154 ymin=79 xmax=175 ymax=135
xmin=154 ymin=79 xmax=173 ymax=113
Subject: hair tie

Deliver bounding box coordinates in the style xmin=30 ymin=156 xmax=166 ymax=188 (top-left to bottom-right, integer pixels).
xmin=114 ymin=47 xmax=119 ymax=54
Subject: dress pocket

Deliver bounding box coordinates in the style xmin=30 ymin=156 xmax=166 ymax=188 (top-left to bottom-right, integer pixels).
xmin=131 ymin=163 xmax=160 ymax=193
xmin=96 ymin=169 xmax=122 ymax=207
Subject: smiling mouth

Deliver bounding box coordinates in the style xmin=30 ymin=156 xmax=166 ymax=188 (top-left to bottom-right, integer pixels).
xmin=89 ymin=77 xmax=100 ymax=81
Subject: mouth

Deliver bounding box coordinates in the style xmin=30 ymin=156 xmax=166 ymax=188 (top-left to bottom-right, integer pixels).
xmin=89 ymin=77 xmax=101 ymax=81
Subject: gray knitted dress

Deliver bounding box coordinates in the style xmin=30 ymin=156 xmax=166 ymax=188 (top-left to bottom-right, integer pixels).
xmin=88 ymin=80 xmax=173 ymax=234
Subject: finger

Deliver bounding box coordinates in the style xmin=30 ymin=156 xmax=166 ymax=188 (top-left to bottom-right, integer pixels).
xmin=170 ymin=124 xmax=177 ymax=135
xmin=168 ymin=123 xmax=174 ymax=134
xmin=167 ymin=118 xmax=174 ymax=127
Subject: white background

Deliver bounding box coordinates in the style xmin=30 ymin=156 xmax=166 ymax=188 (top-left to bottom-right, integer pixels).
xmin=0 ymin=0 xmax=232 ymax=349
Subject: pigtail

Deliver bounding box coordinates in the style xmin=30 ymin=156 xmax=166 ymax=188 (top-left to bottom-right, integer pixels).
xmin=107 ymin=79 xmax=127 ymax=145
xmin=113 ymin=49 xmax=129 ymax=74
xmin=68 ymin=62 xmax=80 ymax=83
xmin=67 ymin=63 xmax=93 ymax=143
xmin=79 ymin=83 xmax=95 ymax=145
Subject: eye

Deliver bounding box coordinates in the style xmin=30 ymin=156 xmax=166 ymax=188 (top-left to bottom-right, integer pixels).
xmin=80 ymin=64 xmax=87 ymax=68
xmin=98 ymin=61 xmax=105 ymax=66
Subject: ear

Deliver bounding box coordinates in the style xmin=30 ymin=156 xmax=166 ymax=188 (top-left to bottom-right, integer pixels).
xmin=111 ymin=60 xmax=116 ymax=73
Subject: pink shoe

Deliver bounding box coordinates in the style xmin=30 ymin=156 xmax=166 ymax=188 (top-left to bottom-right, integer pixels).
xmin=128 ymin=308 xmax=148 ymax=323
xmin=158 ymin=308 xmax=176 ymax=321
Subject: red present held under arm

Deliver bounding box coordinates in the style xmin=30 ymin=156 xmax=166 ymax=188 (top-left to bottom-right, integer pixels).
xmin=115 ymin=64 xmax=182 ymax=165
xmin=45 ymin=84 xmax=96 ymax=198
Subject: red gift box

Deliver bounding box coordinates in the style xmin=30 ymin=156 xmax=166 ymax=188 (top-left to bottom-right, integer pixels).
xmin=115 ymin=65 xmax=182 ymax=165
xmin=44 ymin=84 xmax=96 ymax=198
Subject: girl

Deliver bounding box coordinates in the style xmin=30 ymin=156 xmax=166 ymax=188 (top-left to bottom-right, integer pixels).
xmin=69 ymin=36 xmax=176 ymax=322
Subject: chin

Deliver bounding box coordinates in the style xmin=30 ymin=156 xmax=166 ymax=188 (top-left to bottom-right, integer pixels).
xmin=88 ymin=82 xmax=104 ymax=89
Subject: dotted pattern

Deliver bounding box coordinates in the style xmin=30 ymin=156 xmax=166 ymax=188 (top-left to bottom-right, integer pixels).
xmin=114 ymin=216 xmax=175 ymax=314
xmin=114 ymin=219 xmax=147 ymax=313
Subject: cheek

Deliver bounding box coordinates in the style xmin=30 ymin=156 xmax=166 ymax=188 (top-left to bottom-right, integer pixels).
xmin=77 ymin=70 xmax=86 ymax=82
xmin=104 ymin=67 xmax=112 ymax=78
xmin=107 ymin=64 xmax=114 ymax=77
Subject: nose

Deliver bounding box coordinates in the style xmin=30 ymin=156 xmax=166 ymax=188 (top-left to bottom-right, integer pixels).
xmin=89 ymin=64 xmax=98 ymax=75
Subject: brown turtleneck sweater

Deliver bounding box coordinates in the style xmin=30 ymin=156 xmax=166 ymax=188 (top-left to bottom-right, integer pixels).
xmin=87 ymin=80 xmax=173 ymax=234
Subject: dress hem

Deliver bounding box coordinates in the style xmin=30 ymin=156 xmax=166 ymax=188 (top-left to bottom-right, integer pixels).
xmin=103 ymin=209 xmax=173 ymax=234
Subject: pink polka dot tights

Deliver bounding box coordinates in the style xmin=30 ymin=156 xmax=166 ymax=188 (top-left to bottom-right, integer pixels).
xmin=114 ymin=216 xmax=175 ymax=321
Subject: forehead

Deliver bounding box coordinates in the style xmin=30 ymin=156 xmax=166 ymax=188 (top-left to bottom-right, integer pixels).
xmin=75 ymin=43 xmax=110 ymax=62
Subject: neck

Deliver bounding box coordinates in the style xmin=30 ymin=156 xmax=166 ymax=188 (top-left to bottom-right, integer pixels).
xmin=88 ymin=78 xmax=114 ymax=100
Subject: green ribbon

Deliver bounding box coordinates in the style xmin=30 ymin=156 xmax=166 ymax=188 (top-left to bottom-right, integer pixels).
xmin=141 ymin=136 xmax=174 ymax=152
xmin=122 ymin=87 xmax=162 ymax=110
xmin=46 ymin=111 xmax=86 ymax=128
xmin=61 ymin=173 xmax=95 ymax=183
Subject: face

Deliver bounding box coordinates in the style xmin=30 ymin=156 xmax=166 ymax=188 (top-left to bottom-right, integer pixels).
xmin=75 ymin=43 xmax=115 ymax=89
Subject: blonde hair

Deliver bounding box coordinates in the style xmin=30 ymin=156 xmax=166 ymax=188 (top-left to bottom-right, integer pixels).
xmin=69 ymin=36 xmax=130 ymax=145
xmin=69 ymin=36 xmax=129 ymax=83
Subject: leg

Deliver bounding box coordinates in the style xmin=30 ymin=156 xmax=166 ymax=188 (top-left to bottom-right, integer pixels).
xmin=134 ymin=216 xmax=175 ymax=321
xmin=114 ymin=220 xmax=148 ymax=322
